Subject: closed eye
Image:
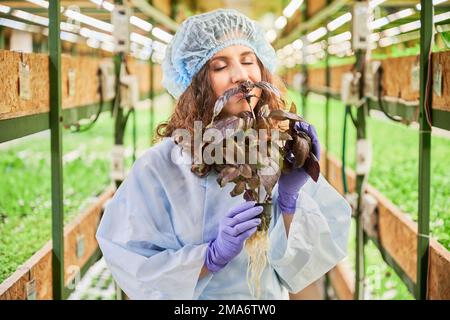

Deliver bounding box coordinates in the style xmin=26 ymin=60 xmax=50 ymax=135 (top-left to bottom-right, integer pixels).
xmin=213 ymin=62 xmax=254 ymax=72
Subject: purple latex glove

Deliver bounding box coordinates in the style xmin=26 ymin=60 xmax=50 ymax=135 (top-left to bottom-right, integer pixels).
xmin=205 ymin=201 xmax=263 ymax=272
xmin=278 ymin=121 xmax=321 ymax=214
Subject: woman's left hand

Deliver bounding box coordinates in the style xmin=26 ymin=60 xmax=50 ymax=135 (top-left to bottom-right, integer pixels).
xmin=277 ymin=122 xmax=321 ymax=214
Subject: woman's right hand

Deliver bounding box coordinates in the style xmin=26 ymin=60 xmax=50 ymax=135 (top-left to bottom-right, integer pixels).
xmin=205 ymin=201 xmax=262 ymax=272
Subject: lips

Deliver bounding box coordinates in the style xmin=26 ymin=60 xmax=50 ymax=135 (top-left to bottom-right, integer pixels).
xmin=231 ymin=92 xmax=245 ymax=102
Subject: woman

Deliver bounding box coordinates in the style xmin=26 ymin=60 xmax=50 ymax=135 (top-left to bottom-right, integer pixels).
xmin=96 ymin=8 xmax=351 ymax=300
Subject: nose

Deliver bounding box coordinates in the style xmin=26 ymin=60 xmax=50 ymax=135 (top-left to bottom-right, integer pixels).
xmin=230 ymin=62 xmax=249 ymax=84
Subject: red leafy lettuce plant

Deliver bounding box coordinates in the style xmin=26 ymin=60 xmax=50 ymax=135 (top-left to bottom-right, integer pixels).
xmin=176 ymin=80 xmax=320 ymax=298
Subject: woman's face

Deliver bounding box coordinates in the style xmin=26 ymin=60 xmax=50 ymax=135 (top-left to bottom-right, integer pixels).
xmin=208 ymin=45 xmax=262 ymax=117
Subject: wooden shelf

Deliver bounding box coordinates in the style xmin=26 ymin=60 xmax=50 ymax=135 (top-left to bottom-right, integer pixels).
xmin=0 ymin=187 xmax=115 ymax=300
xmin=321 ymin=151 xmax=450 ymax=299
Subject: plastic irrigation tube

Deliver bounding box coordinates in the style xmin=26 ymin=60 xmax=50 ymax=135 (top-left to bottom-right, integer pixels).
xmin=342 ymin=104 xmax=350 ymax=194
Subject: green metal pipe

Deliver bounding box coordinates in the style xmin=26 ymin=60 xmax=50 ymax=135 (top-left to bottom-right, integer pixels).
xmin=148 ymin=0 xmax=155 ymax=146
xmin=353 ymin=1 xmax=369 ymax=300
xmin=48 ymin=0 xmax=64 ymax=300
xmin=354 ymin=69 xmax=368 ymax=301
xmin=149 ymin=44 xmax=155 ymax=143
xmin=325 ymin=0 xmax=332 ymax=179
xmin=323 ymin=0 xmax=332 ymax=300
xmin=416 ymin=0 xmax=433 ymax=300
xmin=111 ymin=3 xmax=129 ymax=300
xmin=0 ymin=26 xmax=5 ymax=49
xmin=149 ymin=56 xmax=155 ymax=144
xmin=171 ymin=0 xmax=179 ymax=20
xmin=113 ymin=53 xmax=125 ymax=147
xmin=113 ymin=0 xmax=125 ymax=189
xmin=301 ymin=0 xmax=308 ymax=119
xmin=132 ymin=108 xmax=137 ymax=162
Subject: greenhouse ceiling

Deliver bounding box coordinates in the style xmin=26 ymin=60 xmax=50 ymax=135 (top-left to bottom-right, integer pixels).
xmin=0 ymin=0 xmax=449 ymax=58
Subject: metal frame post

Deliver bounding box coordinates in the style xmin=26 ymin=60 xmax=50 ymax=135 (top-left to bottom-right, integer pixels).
xmin=149 ymin=51 xmax=155 ymax=143
xmin=149 ymin=1 xmax=155 ymax=145
xmin=113 ymin=51 xmax=125 ymax=188
xmin=112 ymin=0 xmax=126 ymax=189
xmin=325 ymin=0 xmax=332 ymax=179
xmin=112 ymin=0 xmax=127 ymax=299
xmin=0 ymin=26 xmax=5 ymax=49
xmin=323 ymin=1 xmax=332 ymax=299
xmin=170 ymin=0 xmax=178 ymax=20
xmin=416 ymin=0 xmax=433 ymax=300
xmin=301 ymin=1 xmax=309 ymax=118
xmin=132 ymin=104 xmax=137 ymax=162
xmin=353 ymin=0 xmax=369 ymax=300
xmin=354 ymin=82 xmax=368 ymax=301
xmin=149 ymin=49 xmax=154 ymax=144
xmin=49 ymin=0 xmax=64 ymax=300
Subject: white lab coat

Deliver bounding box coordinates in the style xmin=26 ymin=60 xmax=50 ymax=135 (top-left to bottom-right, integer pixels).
xmin=96 ymin=137 xmax=351 ymax=299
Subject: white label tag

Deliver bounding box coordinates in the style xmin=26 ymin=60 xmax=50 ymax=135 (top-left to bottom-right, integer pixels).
xmin=19 ymin=61 xmax=31 ymax=100
xmin=99 ymin=60 xmax=116 ymax=100
xmin=68 ymin=69 xmax=76 ymax=97
xmin=112 ymin=5 xmax=131 ymax=53
xmin=411 ymin=64 xmax=420 ymax=92
xmin=352 ymin=2 xmax=372 ymax=50
xmin=356 ymin=139 xmax=372 ymax=175
xmin=341 ymin=72 xmax=354 ymax=104
xmin=120 ymin=75 xmax=139 ymax=108
xmin=433 ymin=63 xmax=442 ymax=97
xmin=111 ymin=144 xmax=126 ymax=181
xmin=76 ymin=234 xmax=85 ymax=259
xmin=365 ymin=61 xmax=381 ymax=97
xmin=26 ymin=279 xmax=36 ymax=300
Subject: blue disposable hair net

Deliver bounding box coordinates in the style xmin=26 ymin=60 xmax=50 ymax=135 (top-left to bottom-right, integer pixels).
xmin=162 ymin=8 xmax=278 ymax=99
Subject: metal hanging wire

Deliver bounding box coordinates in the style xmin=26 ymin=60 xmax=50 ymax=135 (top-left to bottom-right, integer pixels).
xmin=376 ymin=66 xmax=402 ymax=123
xmin=342 ymin=103 xmax=358 ymax=195
xmin=342 ymin=105 xmax=350 ymax=194
xmin=423 ymin=27 xmax=435 ymax=130
xmin=67 ymin=68 xmax=106 ymax=133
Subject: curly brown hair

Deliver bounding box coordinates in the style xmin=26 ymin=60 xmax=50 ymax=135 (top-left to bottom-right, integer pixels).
xmin=155 ymin=58 xmax=288 ymax=141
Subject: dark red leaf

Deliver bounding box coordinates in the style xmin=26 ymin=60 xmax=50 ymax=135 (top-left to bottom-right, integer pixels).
xmin=243 ymin=189 xmax=258 ymax=201
xmin=292 ymin=135 xmax=309 ymax=168
xmin=217 ymin=166 xmax=240 ymax=187
xmin=268 ymin=109 xmax=304 ymax=122
xmin=230 ymin=181 xmax=246 ymax=197
xmin=239 ymin=164 xmax=253 ymax=179
xmin=303 ymin=152 xmax=320 ymax=182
